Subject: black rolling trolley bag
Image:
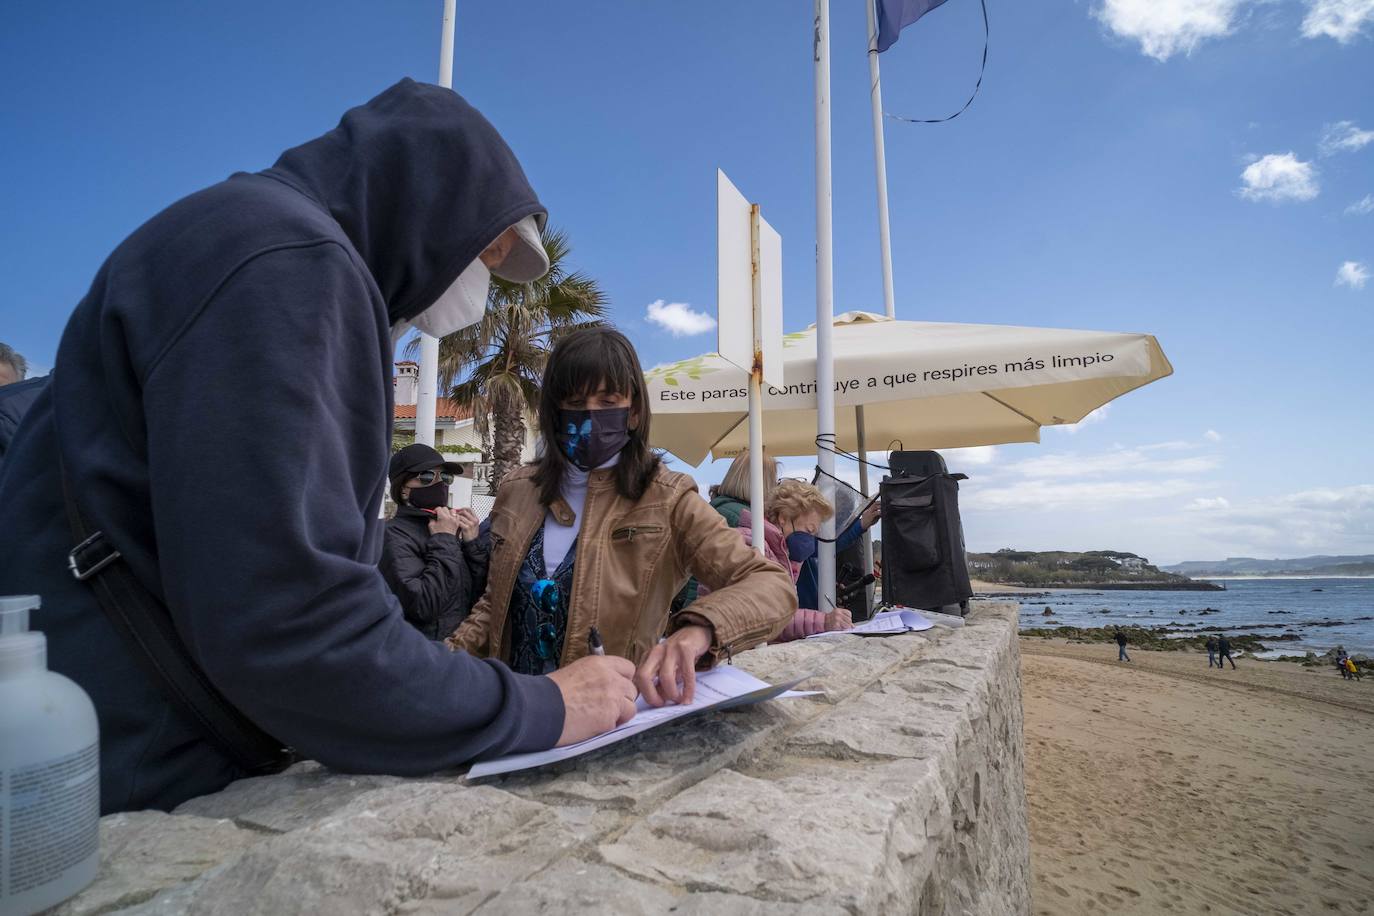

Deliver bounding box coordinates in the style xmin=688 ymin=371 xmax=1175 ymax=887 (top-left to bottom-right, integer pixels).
xmin=880 ymin=450 xmax=974 ymax=614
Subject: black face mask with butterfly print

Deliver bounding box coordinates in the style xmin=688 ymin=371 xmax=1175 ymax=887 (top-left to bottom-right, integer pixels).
xmin=556 ymin=407 xmax=631 ymax=471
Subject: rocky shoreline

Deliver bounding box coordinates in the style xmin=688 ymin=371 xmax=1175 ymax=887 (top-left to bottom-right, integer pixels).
xmin=1017 ymin=624 xmax=1372 ymax=670
xmin=993 ymin=580 xmax=1225 ymax=591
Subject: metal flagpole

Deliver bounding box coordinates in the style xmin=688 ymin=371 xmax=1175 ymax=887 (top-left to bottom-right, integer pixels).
xmin=415 ymin=0 xmax=457 ymax=447
xmin=866 ymin=0 xmax=896 ymax=320
xmin=748 ymin=204 xmax=766 ymax=556
xmin=814 ymin=0 xmax=837 ymax=612
xmin=862 ymin=0 xmax=892 ymax=612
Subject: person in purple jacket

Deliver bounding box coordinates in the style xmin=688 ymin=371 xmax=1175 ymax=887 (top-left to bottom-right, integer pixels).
xmin=0 ymin=80 xmax=636 ymax=813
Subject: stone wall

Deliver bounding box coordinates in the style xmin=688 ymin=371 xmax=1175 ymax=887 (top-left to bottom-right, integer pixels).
xmin=51 ymin=602 xmax=1029 ymax=915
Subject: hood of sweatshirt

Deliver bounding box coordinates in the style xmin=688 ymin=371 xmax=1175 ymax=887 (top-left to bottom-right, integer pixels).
xmin=262 ymin=78 xmax=546 ymax=325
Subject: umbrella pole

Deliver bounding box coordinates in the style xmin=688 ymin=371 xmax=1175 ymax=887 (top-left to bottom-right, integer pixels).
xmin=856 ymin=405 xmax=876 ymax=613
xmin=748 ymin=376 xmax=765 ymax=556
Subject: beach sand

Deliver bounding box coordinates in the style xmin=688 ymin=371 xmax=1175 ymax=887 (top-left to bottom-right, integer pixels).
xmin=1021 ymin=639 xmax=1374 ymax=915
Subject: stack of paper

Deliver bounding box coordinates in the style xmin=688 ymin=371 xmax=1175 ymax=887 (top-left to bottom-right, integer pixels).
xmin=467 ymin=666 xmax=813 ymax=779
xmin=807 ymin=608 xmax=934 ymax=638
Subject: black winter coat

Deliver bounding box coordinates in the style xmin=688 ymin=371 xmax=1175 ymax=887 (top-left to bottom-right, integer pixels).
xmin=381 ymin=507 xmax=490 ymax=640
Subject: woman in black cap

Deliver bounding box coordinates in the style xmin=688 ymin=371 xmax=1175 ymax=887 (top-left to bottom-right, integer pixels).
xmin=381 ymin=443 xmax=487 ymax=640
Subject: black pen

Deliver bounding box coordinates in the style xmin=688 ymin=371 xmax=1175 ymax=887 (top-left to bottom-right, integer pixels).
xmin=588 ymin=626 xmax=606 ymax=656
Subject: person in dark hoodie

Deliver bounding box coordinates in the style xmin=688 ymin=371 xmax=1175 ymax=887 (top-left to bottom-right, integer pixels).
xmin=0 ymin=80 xmax=639 ymax=814
xmin=1216 ymin=634 xmax=1236 ymax=670
xmin=1114 ymin=627 xmax=1131 ymax=662
xmin=382 ymin=444 xmax=487 ymax=639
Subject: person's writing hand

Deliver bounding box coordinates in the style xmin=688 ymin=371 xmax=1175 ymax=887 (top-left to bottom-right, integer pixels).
xmin=428 ymin=507 xmax=463 ymax=538
xmin=547 ymin=655 xmax=639 ymax=746
xmin=872 ymin=557 xmax=882 ymax=580
xmin=635 ymin=625 xmax=712 ymax=707
xmin=861 ymin=501 xmax=882 ymax=530
xmin=454 ymin=507 xmax=480 ymax=542
xmin=825 ymin=607 xmax=853 ymax=631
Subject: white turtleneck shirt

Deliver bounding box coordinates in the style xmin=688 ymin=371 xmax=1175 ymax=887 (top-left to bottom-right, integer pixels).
xmin=542 ymin=454 xmax=619 ymax=577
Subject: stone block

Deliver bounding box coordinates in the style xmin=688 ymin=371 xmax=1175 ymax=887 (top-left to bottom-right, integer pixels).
xmin=48 ymin=813 xmax=260 ymax=916
xmin=598 ymin=761 xmax=944 ymax=912
xmin=70 ymin=603 xmax=1029 ymax=916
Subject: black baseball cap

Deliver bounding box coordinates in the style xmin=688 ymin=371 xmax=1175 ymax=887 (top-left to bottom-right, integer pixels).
xmin=388 ymin=443 xmax=465 ymax=483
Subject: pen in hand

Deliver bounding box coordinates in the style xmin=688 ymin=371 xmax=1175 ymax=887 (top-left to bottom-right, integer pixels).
xmin=587 ymin=626 xmax=606 ymax=656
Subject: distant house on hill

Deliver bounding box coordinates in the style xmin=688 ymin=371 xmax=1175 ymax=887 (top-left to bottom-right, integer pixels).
xmin=1120 ymin=557 xmax=1146 ymax=570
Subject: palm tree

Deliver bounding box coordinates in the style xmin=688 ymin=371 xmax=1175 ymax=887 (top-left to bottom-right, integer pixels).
xmin=410 ymin=227 xmax=607 ymax=489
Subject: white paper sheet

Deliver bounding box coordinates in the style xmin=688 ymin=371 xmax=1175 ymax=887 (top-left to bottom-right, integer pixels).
xmin=466 ymin=666 xmax=812 ymax=779
xmin=806 ymin=608 xmax=934 ymax=638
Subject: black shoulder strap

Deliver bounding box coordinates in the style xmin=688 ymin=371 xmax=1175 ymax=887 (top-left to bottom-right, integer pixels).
xmin=59 ymin=455 xmax=292 ymax=776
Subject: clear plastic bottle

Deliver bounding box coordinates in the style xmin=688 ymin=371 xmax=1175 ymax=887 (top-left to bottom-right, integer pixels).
xmin=0 ymin=595 xmax=100 ymax=916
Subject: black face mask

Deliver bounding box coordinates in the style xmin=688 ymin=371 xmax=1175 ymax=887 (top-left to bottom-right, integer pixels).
xmin=406 ymin=481 xmax=450 ymax=510
xmin=557 ymin=407 xmax=631 ymax=472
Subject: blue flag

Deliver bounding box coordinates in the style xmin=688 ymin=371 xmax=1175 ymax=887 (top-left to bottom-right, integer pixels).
xmin=874 ymin=0 xmax=951 ymax=52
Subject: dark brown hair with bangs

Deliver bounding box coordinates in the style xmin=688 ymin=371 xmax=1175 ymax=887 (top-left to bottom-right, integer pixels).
xmin=532 ymin=326 xmax=661 ymax=506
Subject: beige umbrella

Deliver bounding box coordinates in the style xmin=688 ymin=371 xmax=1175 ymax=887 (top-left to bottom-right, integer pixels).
xmin=646 ymin=311 xmax=1173 ymax=465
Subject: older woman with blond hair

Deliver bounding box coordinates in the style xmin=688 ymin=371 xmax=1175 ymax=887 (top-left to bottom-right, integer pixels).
xmin=671 ymin=449 xmax=780 ymax=614
xmin=701 ymin=478 xmax=853 ymax=641
xmin=710 ymin=450 xmax=778 ymax=528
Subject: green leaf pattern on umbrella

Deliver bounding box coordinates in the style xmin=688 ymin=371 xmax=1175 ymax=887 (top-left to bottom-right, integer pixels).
xmin=645 ymin=354 xmax=721 ymax=387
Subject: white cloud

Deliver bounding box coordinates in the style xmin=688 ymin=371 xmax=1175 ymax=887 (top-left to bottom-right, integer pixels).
xmin=965 ymin=478 xmax=1204 ymax=512
xmin=1007 ymin=444 xmax=1221 ymax=479
xmin=1301 ymin=0 xmax=1374 ymax=42
xmin=1319 ymin=120 xmax=1374 ymax=156
xmin=1335 ymin=260 xmax=1370 ymax=289
xmin=1186 ymin=484 xmax=1374 ymax=553
xmin=644 ymin=300 xmax=717 ymax=337
xmin=1093 ymin=0 xmax=1250 ymax=60
xmin=1237 ymin=153 xmax=1319 ymax=203
xmin=942 ymin=446 xmax=998 ymax=466
xmin=1204 ymin=429 xmax=1223 ymax=442
xmin=1347 ymin=194 xmax=1374 ymax=216
xmin=1187 ymin=496 xmax=1231 ymax=510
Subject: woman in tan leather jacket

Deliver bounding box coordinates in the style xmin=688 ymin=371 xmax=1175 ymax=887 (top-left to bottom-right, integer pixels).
xmin=448 ymin=327 xmax=797 ymax=707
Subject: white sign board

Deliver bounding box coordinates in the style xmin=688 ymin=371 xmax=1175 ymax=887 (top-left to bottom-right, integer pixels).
xmin=716 ymin=170 xmax=785 ymax=389
xmin=756 ymin=217 xmax=785 ymax=389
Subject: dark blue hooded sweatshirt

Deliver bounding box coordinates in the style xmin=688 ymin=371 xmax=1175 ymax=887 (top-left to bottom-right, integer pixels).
xmin=0 ymin=79 xmax=562 ymax=813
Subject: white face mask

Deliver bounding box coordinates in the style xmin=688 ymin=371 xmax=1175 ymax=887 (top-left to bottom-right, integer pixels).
xmin=409 ymin=257 xmax=492 ymax=339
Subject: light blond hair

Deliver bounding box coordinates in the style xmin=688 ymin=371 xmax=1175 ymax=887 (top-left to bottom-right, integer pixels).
xmin=716 ymin=450 xmax=778 ymax=504
xmin=766 ymin=478 xmax=835 ymax=525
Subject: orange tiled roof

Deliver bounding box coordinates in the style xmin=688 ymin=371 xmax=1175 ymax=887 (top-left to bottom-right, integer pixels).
xmin=394 ymin=398 xmax=472 ymax=422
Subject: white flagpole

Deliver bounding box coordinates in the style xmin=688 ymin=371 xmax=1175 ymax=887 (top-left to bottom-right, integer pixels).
xmin=814 ymin=0 xmax=837 ymax=613
xmin=861 ymin=0 xmax=891 ymax=615
xmin=415 ymin=0 xmax=457 ymax=447
xmin=866 ymin=0 xmax=897 ymax=319
xmin=748 ymin=204 xmax=767 ymax=556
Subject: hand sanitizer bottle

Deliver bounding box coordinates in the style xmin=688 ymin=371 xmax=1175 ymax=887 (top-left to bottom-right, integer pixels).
xmin=0 ymin=595 xmax=100 ymax=916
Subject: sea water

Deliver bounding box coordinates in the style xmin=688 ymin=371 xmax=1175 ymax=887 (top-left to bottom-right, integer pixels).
xmin=1012 ymin=577 xmax=1374 ymax=655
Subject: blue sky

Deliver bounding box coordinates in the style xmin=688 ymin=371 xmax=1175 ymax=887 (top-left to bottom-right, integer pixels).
xmin=2 ymin=1 xmax=1371 ymax=564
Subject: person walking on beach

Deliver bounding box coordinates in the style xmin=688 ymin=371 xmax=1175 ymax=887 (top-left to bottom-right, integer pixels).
xmin=1216 ymin=634 xmax=1236 ymax=670
xmin=1206 ymin=636 xmax=1218 ymax=668
xmin=1114 ymin=627 xmax=1131 ymax=662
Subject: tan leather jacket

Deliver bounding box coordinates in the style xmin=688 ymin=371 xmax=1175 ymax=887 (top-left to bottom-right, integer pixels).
xmin=447 ymin=464 xmax=796 ymax=668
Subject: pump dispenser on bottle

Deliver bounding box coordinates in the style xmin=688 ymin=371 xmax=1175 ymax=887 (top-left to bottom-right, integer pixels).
xmin=0 ymin=595 xmax=100 ymax=916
